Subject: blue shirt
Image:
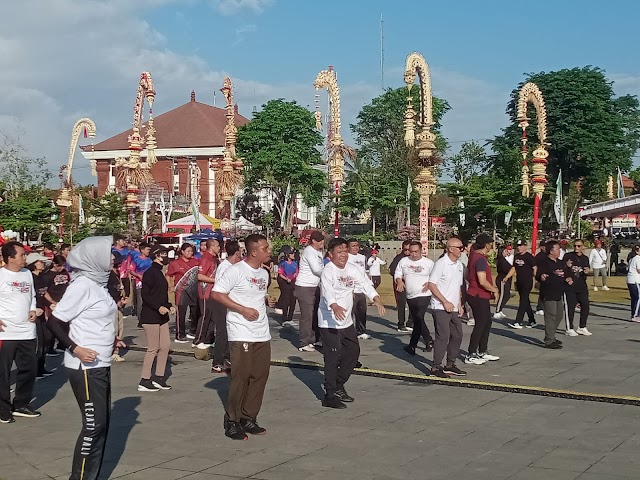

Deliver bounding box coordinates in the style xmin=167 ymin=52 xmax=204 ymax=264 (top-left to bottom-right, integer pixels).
xmin=278 ymin=260 xmax=298 ymax=280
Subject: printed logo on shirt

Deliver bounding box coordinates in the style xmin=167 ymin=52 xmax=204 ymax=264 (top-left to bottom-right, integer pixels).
xmin=337 ymin=275 xmax=355 ymax=288
xmin=7 ymin=281 xmax=31 ymax=293
xmin=52 ymin=274 xmax=69 ymax=286
xmin=515 ymin=259 xmax=525 ymax=266
xmin=246 ymin=276 xmax=267 ymax=291
xmin=553 ymin=268 xmax=566 ymax=277
xmin=407 ymin=265 xmax=424 ymax=273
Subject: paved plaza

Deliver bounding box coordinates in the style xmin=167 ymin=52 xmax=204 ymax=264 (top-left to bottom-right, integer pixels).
xmin=2 ymin=296 xmax=640 ymax=480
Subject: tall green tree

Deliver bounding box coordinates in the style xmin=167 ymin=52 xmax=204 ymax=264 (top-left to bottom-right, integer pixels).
xmin=237 ymin=99 xmax=326 ymax=231
xmin=443 ymin=141 xmax=490 ymax=185
xmin=491 ymin=67 xmax=640 ymax=200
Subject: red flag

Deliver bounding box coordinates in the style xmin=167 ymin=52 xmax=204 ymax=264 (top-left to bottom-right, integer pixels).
xmin=83 ymin=127 xmax=88 ymax=138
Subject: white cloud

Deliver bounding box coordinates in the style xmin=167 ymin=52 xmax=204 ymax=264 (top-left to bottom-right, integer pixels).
xmin=211 ymin=0 xmax=273 ymax=15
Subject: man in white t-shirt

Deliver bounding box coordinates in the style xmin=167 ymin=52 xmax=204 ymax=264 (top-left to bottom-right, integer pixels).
xmin=367 ymin=249 xmax=386 ymax=289
xmin=395 ymin=241 xmax=435 ymax=356
xmin=347 ymin=239 xmax=371 ymax=340
xmin=0 ymin=241 xmax=40 ymax=423
xmin=318 ymin=237 xmax=385 ymax=409
xmin=294 ymin=231 xmax=325 ymax=352
xmin=212 ymin=234 xmax=276 ymax=441
xmin=427 ymin=237 xmax=466 ymax=378
xmin=589 ymin=240 xmax=609 ymax=291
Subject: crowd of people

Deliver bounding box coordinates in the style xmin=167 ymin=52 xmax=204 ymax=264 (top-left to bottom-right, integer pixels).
xmin=1 ymin=230 xmax=638 ymax=478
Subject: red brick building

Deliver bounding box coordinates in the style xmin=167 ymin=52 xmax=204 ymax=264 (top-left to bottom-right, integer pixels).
xmin=81 ymin=91 xmax=249 ymax=217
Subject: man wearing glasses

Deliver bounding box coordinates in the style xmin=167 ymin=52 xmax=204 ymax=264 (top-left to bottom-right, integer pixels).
xmin=388 ymin=240 xmax=413 ymax=332
xmin=563 ymin=240 xmax=592 ymax=336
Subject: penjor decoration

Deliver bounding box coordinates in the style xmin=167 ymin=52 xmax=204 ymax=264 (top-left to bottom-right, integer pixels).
xmin=210 ymin=77 xmax=244 ymax=221
xmin=517 ymin=82 xmax=548 ymax=252
xmin=404 ymin=52 xmax=438 ymax=254
xmin=314 ymin=66 xmax=354 ymax=237
xmin=57 ymin=118 xmax=96 ymax=238
xmin=115 ymin=72 xmax=157 ymax=216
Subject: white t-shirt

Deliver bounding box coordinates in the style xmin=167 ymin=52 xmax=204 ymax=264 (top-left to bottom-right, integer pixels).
xmin=318 ymin=262 xmax=379 ymax=329
xmin=628 ymin=256 xmax=640 ymax=284
xmin=54 ymin=276 xmax=117 ymax=369
xmin=428 ymin=255 xmax=464 ymax=311
xmin=367 ymin=256 xmax=386 ymax=276
xmin=215 ymin=259 xmax=232 ymax=281
xmin=394 ymin=256 xmax=434 ymax=300
xmin=348 ymin=253 xmax=368 ymax=293
xmin=589 ymin=248 xmax=607 ymax=269
xmin=295 ymin=246 xmax=324 ymax=287
xmin=213 ymin=261 xmax=271 ymax=342
xmin=0 ymin=268 xmax=37 ymax=340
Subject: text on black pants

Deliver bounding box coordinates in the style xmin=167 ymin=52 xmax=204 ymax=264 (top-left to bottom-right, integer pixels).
xmin=0 ymin=339 xmax=37 ymax=415
xmin=67 ymin=366 xmax=111 ymax=480
xmin=319 ymin=325 xmax=360 ymax=397
xmin=467 ymin=295 xmax=493 ymax=354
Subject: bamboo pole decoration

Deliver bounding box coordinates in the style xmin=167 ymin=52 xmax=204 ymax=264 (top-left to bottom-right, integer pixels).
xmin=404 ymin=52 xmax=438 ymax=254
xmin=314 ymin=68 xmax=344 ymax=185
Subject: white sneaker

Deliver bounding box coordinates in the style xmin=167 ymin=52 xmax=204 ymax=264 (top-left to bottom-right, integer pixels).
xmin=274 ymin=308 xmax=283 ymax=315
xmin=593 ymin=286 xmax=598 ymax=292
xmin=602 ymin=286 xmax=610 ymax=291
xmin=565 ymin=329 xmax=578 ymax=337
xmin=111 ymin=353 xmax=125 ymax=362
xmin=357 ymin=333 xmax=371 ymax=340
xmin=507 ymin=322 xmax=523 ymax=329
xmin=195 ymin=343 xmax=210 ymax=349
xmin=493 ymin=312 xmax=507 ymax=320
xmin=298 ymin=344 xmax=316 ymax=352
xmin=464 ymin=354 xmax=487 ymax=365
xmin=632 ymin=317 xmax=640 ymax=323
xmin=186 ymin=334 xmax=196 ymax=340
xmin=467 ymin=318 xmax=475 ymax=326
xmin=282 ymin=320 xmax=298 ymax=327
xmin=479 ymin=352 xmax=500 ymax=361
xmin=535 ymin=310 xmax=545 ymax=316
xmin=576 ymin=327 xmax=592 ymax=336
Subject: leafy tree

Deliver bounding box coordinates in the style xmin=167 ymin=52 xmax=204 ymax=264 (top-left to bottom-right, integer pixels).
xmin=235 ymin=192 xmax=264 ymax=224
xmin=491 ymin=67 xmax=640 ymax=201
xmin=85 ymin=192 xmax=128 ymax=235
xmin=237 ymin=99 xmax=326 ymax=233
xmin=443 ymin=141 xmax=490 ymax=185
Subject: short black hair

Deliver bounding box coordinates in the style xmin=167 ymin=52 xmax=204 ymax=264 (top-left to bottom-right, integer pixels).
xmin=327 ymin=237 xmax=348 ymax=252
xmin=225 ymin=240 xmax=240 ymax=256
xmin=43 ymin=242 xmax=55 ymax=251
xmin=408 ymin=241 xmax=422 ymax=249
xmin=1 ymin=241 xmax=24 ymax=264
xmin=205 ymin=238 xmax=221 ymax=249
xmin=245 ymin=234 xmax=267 ymax=254
xmin=402 ymin=240 xmax=411 ymax=247
xmin=347 ymin=238 xmax=360 ymax=246
xmin=60 ymin=243 xmax=71 ymax=251
xmin=113 ymin=233 xmax=126 ymax=243
xmin=180 ymin=242 xmax=193 ymax=252
xmin=52 ymin=255 xmax=67 ymax=267
xmin=139 ymin=242 xmax=150 ymax=250
xmin=545 ymin=240 xmax=558 ymax=254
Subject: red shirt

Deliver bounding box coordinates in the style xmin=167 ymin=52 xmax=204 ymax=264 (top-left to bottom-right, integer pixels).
xmin=167 ymin=257 xmax=200 ymax=289
xmin=467 ymin=251 xmax=494 ymax=300
xmin=197 ymin=251 xmax=219 ymax=299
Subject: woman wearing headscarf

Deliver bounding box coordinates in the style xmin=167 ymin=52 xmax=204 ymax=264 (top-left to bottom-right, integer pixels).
xmin=47 ymin=236 xmax=123 ymax=480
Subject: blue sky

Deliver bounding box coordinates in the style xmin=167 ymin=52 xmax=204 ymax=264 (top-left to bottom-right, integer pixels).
xmin=0 ymin=0 xmax=638 ymax=184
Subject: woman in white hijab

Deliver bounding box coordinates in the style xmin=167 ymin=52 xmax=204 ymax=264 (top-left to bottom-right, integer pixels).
xmin=48 ymin=236 xmax=124 ymax=480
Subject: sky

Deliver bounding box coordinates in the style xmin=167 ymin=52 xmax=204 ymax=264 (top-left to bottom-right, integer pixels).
xmin=0 ymin=0 xmax=638 ymax=186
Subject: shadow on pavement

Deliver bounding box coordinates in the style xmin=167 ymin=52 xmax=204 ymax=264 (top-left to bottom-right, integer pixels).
xmin=31 ymin=354 xmax=67 ymax=410
xmin=490 ymin=326 xmax=545 ymax=347
xmin=204 ymin=375 xmax=231 ymax=412
xmin=286 ymin=355 xmax=325 ymax=400
xmin=101 ymin=396 xmax=141 ymax=480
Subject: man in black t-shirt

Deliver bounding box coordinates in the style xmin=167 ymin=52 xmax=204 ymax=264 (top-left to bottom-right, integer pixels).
xmin=534 ymin=240 xmax=547 ymax=314
xmin=388 ymin=240 xmax=412 ymax=331
xmin=505 ymin=240 xmax=537 ymax=329
xmin=563 ymin=239 xmax=591 ymax=336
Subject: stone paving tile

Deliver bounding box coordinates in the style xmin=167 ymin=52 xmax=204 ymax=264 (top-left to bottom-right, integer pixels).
xmin=508 ymin=467 xmax=581 ymax=480
xmin=118 ymin=467 xmax=193 ymax=479
xmin=158 ymin=456 xmax=229 ymax=472
xmin=530 ymin=448 xmax=606 ymax=473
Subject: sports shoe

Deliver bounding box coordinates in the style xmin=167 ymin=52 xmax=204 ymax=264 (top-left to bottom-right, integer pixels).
xmin=211 ymin=364 xmax=227 ymax=373
xmin=403 ymin=344 xmax=416 ymax=356
xmin=282 ymin=320 xmax=298 ymax=327
xmin=508 ymin=322 xmax=523 ymax=329
xmin=545 ymin=342 xmax=563 ymax=349
xmin=240 ymin=418 xmax=266 ymax=435
xmin=631 ymin=316 xmax=640 ymax=323
xmin=111 ymin=353 xmax=125 ymax=362
xmin=322 ymin=395 xmax=347 ymax=409
xmin=565 ymin=329 xmax=578 ymax=337
xmin=493 ymin=311 xmax=507 ymax=320
xmin=12 ymin=406 xmax=41 ymax=418
xmin=443 ymin=364 xmax=467 ymax=376
xmin=274 ymin=308 xmax=283 ymax=315
xmin=0 ymin=411 xmax=15 ymax=423
xmin=478 ymin=352 xmax=500 ymax=361
xmin=45 ymin=349 xmax=60 ymax=357
xmin=602 ymin=286 xmax=610 ymax=291
xmin=593 ymin=286 xmax=598 ymax=292
xmin=138 ymin=379 xmax=160 ymax=392
xmin=576 ymin=327 xmax=592 ymax=336
xmin=314 ymin=340 xmax=323 ymax=347
xmin=186 ymin=334 xmax=196 ymax=340
xmin=525 ymin=321 xmax=537 ymax=328
xmin=464 ymin=354 xmax=487 ymax=365
xmin=174 ymin=337 xmax=189 ymax=343
xmin=298 ymin=344 xmax=316 ymax=352
xmin=431 ymin=366 xmax=449 ymax=378
xmin=195 ymin=343 xmax=211 ymax=349
xmin=225 ymin=421 xmax=248 ymax=440
xmin=152 ymin=378 xmax=172 ymax=390
xmin=397 ymin=326 xmax=412 ymax=333
xmin=36 ymin=369 xmax=55 ymax=379
xmin=466 ymin=318 xmax=475 ymax=326
xmin=425 ymin=338 xmax=434 ymax=352
xmin=335 ymin=389 xmax=354 ymax=403
xmin=535 ymin=310 xmax=545 ymax=316
xmin=357 ymin=333 xmax=371 ymax=340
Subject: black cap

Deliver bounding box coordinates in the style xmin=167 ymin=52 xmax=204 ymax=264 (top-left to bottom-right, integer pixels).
xmin=112 ymin=252 xmax=125 ymax=266
xmin=515 ymin=239 xmax=527 ymax=246
xmin=149 ymin=245 xmax=169 ymax=258
xmin=281 ymin=245 xmax=293 ymax=254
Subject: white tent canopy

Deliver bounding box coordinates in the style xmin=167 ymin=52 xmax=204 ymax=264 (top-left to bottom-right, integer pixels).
xmin=234 ymin=216 xmax=259 ymax=231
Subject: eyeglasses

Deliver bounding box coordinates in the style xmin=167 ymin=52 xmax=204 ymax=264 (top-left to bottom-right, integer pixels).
xmin=449 ymin=245 xmax=465 ymax=250
xmin=574 ymin=244 xmax=584 ymax=248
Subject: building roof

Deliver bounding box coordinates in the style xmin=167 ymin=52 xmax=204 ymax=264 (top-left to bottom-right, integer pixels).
xmin=87 ymin=92 xmax=249 ymax=152
xmin=580 ymin=194 xmax=640 ymax=219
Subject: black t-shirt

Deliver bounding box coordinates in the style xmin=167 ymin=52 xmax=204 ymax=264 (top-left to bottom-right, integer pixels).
xmin=536 ymin=256 xmax=571 ymax=301
xmin=496 ymin=255 xmax=512 ymax=276
xmin=563 ymin=252 xmax=590 ymax=292
xmin=44 ymin=269 xmax=71 ymax=303
xmin=389 ymin=253 xmax=406 ymax=277
xmin=107 ymin=270 xmax=124 ymax=304
xmin=513 ymin=252 xmax=536 ymax=284
xmin=32 ymin=272 xmax=48 ymax=309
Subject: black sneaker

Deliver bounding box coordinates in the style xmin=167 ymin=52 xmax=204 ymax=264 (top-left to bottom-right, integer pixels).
xmin=45 ymin=349 xmax=60 ymax=357
xmin=544 ymin=342 xmax=563 ymax=349
xmin=443 ymin=364 xmax=467 ymax=376
xmin=12 ymin=406 xmax=41 ymax=418
xmin=425 ymin=338 xmax=434 ymax=352
xmin=335 ymin=389 xmax=354 ymax=403
xmin=138 ymin=379 xmax=160 ymax=392
xmin=355 ymin=361 xmax=363 ymax=369
xmin=403 ymin=345 xmax=416 ymax=356
xmin=525 ymin=321 xmax=537 ymax=328
xmin=554 ymin=339 xmax=563 ymax=345
xmin=152 ymin=378 xmax=172 ymax=390
xmin=0 ymin=411 xmax=15 ymax=423
xmin=240 ymin=418 xmax=267 ymax=435
xmin=322 ymin=395 xmax=347 ymax=409
xmin=225 ymin=421 xmax=248 ymax=440
xmin=430 ymin=366 xmax=449 ymax=378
